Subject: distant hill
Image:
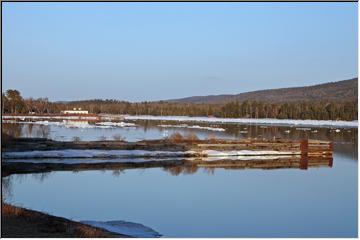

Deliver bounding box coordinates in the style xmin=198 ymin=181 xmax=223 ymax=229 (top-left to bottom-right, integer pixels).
xmin=168 ymin=78 xmax=358 ymax=104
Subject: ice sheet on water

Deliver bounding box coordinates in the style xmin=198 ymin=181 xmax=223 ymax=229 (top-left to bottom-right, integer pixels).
xmin=125 ymin=115 xmax=358 ymax=128
xmin=81 ymin=220 xmax=161 ymax=237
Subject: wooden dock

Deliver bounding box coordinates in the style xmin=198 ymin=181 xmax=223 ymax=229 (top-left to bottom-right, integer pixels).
xmin=190 ymin=139 xmax=333 ymax=157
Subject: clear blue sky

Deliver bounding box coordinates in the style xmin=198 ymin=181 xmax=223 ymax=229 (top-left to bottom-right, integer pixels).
xmin=3 ymin=2 xmax=358 ymax=102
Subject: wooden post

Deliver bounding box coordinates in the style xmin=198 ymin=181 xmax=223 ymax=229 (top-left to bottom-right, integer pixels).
xmin=300 ymin=139 xmax=308 ymax=157
xmin=328 ymin=157 xmax=333 ymax=167
xmin=300 ymin=139 xmax=308 ymax=170
xmin=300 ymin=154 xmax=308 ymax=170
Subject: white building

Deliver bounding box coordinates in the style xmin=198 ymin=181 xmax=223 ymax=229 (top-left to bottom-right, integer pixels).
xmin=61 ymin=108 xmax=89 ymax=115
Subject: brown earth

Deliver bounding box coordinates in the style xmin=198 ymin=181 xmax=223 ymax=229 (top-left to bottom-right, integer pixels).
xmin=1 ymin=203 xmax=129 ymax=238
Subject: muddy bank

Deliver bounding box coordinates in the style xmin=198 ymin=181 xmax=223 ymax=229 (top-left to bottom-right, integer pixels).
xmin=2 ymin=203 xmax=128 ymax=238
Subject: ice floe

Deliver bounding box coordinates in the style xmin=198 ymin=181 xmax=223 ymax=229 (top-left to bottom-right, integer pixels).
xmin=125 ymin=115 xmax=358 ymax=128
xmin=158 ymin=124 xmax=225 ymax=132
xmin=81 ymin=220 xmax=161 ymax=237
xmin=95 ymin=121 xmax=136 ymax=127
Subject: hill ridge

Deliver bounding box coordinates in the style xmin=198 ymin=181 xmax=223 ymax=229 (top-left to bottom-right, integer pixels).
xmin=167 ymin=78 xmax=358 ymax=104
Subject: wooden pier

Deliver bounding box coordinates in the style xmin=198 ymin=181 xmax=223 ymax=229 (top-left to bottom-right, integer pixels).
xmin=191 ymin=139 xmax=333 ymax=157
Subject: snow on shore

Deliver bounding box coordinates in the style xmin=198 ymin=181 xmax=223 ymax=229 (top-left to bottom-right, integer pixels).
xmin=82 ymin=220 xmax=161 ymax=238
xmin=125 ymin=115 xmax=358 ymax=128
xmin=158 ymin=124 xmax=225 ymax=132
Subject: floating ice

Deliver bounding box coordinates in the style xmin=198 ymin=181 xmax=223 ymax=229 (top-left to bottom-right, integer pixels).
xmin=158 ymin=124 xmax=225 ymax=132
xmin=95 ymin=121 xmax=137 ymax=127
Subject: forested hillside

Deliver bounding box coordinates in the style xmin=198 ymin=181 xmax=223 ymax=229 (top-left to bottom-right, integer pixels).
xmin=169 ymin=78 xmax=358 ymax=104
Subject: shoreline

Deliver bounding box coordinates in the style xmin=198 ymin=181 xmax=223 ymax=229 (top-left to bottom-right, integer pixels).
xmin=2 ymin=114 xmax=358 ymax=128
xmin=124 ymin=115 xmax=358 ymax=128
xmin=2 ymin=203 xmax=128 ymax=238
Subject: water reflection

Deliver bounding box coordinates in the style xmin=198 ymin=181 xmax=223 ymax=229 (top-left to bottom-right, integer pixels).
xmin=2 ymin=123 xmax=50 ymax=139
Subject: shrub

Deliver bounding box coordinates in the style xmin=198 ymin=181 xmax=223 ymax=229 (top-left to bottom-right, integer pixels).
xmin=184 ymin=132 xmax=199 ymax=142
xmin=112 ymin=134 xmax=125 ymax=141
xmin=72 ymin=136 xmax=81 ymax=142
xmin=168 ymin=132 xmax=184 ymax=142
xmin=206 ymin=133 xmax=217 ymax=143
xmin=98 ymin=136 xmax=107 ymax=141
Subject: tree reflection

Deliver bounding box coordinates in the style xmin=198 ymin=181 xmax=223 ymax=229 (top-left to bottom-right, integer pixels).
xmin=2 ymin=177 xmax=13 ymax=202
xmin=31 ymin=172 xmax=52 ymax=182
xmin=2 ymin=123 xmax=22 ymax=138
xmin=162 ymin=164 xmax=199 ymax=176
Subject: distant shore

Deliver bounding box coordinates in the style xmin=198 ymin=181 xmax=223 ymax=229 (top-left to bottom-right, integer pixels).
xmin=124 ymin=115 xmax=358 ymax=128
xmin=3 ymin=113 xmax=358 ymax=128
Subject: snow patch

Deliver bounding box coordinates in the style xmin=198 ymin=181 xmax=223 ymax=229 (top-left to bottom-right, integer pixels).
xmin=202 ymin=150 xmax=300 ymax=156
xmin=81 ymin=220 xmax=161 ymax=237
xmin=197 ymin=155 xmax=293 ymax=161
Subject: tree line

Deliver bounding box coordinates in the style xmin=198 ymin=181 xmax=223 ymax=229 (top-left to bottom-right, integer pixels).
xmin=1 ymin=89 xmax=357 ymax=121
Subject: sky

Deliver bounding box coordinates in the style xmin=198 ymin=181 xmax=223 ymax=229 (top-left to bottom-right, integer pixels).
xmin=2 ymin=2 xmax=358 ymax=102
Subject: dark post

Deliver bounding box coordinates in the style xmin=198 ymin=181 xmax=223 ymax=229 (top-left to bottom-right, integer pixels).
xmin=300 ymin=154 xmax=308 ymax=170
xmin=328 ymin=157 xmax=333 ymax=167
xmin=300 ymin=139 xmax=309 ymax=170
xmin=300 ymin=139 xmax=308 ymax=157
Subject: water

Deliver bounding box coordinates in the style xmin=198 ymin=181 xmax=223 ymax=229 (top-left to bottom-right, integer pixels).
xmin=2 ymin=120 xmax=358 ymax=237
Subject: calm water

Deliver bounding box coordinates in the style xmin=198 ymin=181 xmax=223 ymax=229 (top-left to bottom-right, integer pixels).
xmin=2 ymin=120 xmax=358 ymax=237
